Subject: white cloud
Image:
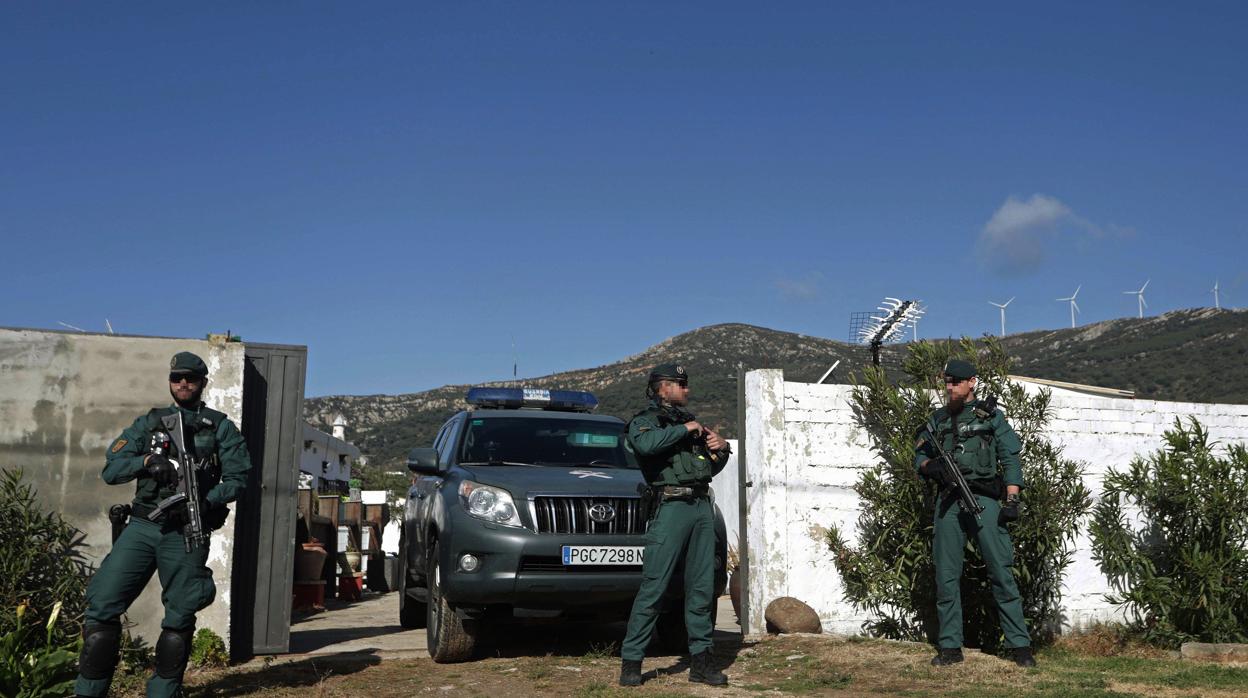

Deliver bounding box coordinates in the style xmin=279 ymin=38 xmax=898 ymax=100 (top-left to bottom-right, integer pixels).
xmin=977 ymin=193 xmax=1100 ymax=274
xmin=775 ymin=272 xmax=822 ymax=300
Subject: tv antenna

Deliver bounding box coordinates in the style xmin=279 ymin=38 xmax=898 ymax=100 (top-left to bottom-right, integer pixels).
xmin=1056 ymin=285 xmax=1081 ymax=328
xmin=988 ymin=296 xmax=1014 ymax=336
xmin=854 ymin=297 xmax=924 ymax=366
xmin=1123 ymin=279 xmax=1149 ymax=318
xmin=1212 ymin=279 xmax=1221 ymax=310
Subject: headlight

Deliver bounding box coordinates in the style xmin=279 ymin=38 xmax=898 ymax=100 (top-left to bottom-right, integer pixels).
xmin=458 ymin=481 xmax=523 ymax=527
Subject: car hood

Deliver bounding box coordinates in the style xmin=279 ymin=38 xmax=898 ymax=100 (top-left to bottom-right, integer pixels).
xmin=459 ymin=464 xmax=644 ymax=497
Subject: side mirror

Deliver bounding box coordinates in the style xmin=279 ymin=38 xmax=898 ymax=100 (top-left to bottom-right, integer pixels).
xmin=406 ymin=447 xmax=440 ymax=474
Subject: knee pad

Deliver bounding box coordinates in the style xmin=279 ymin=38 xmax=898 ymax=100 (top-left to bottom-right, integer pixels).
xmin=79 ymin=622 xmax=122 ymax=680
xmin=155 ymin=627 xmax=194 ymax=679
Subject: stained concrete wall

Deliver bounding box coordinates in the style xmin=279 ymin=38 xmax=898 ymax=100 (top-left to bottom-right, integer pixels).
xmin=741 ymin=368 xmax=1248 ymax=637
xmin=0 ymin=327 xmax=246 ymax=647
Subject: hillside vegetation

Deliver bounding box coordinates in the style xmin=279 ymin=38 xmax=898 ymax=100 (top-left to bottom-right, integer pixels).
xmin=306 ymin=308 xmax=1248 ymax=468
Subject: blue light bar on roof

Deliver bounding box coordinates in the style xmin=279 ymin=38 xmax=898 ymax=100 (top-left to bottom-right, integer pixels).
xmin=465 ymin=387 xmax=599 ymax=413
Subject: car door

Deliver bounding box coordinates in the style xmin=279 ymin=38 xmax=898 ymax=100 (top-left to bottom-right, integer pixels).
xmin=407 ymin=420 xmax=450 ymax=577
xmin=411 ymin=415 xmax=463 ymax=572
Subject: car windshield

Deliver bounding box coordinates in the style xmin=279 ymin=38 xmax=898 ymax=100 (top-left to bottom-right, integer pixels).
xmin=457 ymin=416 xmax=638 ymax=468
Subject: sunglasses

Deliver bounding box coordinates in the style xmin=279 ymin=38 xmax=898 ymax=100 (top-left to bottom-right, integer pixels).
xmin=169 ymin=374 xmax=203 ymax=384
xmin=943 ymin=377 xmax=968 ymax=385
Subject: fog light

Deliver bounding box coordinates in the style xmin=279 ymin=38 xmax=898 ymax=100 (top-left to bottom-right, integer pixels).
xmin=458 ymin=554 xmax=481 ymax=572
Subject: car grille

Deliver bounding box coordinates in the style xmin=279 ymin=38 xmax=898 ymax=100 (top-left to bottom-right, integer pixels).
xmin=531 ymin=496 xmax=645 ymax=534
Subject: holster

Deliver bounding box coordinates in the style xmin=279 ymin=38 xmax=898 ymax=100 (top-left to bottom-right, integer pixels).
xmin=108 ymin=504 xmax=132 ymax=544
xmin=637 ymin=482 xmax=658 ymax=522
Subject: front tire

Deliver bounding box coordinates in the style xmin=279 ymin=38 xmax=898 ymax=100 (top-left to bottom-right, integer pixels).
xmin=398 ymin=532 xmax=426 ymax=629
xmin=426 ymin=541 xmax=478 ymax=662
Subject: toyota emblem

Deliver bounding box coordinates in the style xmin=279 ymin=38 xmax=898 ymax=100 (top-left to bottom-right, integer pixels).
xmin=588 ymin=503 xmax=616 ymax=524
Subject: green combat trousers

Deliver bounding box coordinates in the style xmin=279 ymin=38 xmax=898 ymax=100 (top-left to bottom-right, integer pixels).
xmin=621 ymin=496 xmax=717 ymax=661
xmin=933 ymin=494 xmax=1031 ymax=650
xmin=75 ymin=517 xmax=216 ymax=698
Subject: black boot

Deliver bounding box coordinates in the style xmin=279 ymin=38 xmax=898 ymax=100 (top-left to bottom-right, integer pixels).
xmin=931 ymin=647 xmax=964 ymax=666
xmin=689 ymin=650 xmax=728 ymax=686
xmin=1011 ymin=646 xmax=1037 ymax=667
xmin=619 ymin=659 xmax=643 ymax=686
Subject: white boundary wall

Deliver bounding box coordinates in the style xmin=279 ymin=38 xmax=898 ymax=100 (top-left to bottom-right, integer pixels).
xmin=741 ymin=368 xmax=1248 ymax=636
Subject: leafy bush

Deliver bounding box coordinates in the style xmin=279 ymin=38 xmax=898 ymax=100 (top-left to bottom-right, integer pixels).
xmin=826 ymin=337 xmax=1092 ymax=648
xmin=1089 ymin=418 xmax=1248 ymax=647
xmin=0 ymin=602 xmax=79 ymax=698
xmin=190 ymin=628 xmax=228 ymax=668
xmin=0 ymin=468 xmax=92 ymax=649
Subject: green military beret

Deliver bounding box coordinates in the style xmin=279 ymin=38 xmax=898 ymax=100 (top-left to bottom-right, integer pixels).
xmin=943 ymin=359 xmax=976 ymax=380
xmin=169 ymin=351 xmax=209 ymax=378
xmin=648 ymin=363 xmax=688 ymax=384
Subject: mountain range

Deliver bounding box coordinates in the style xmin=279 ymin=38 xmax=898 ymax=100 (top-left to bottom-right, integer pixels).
xmin=305 ymin=307 xmax=1247 ymax=468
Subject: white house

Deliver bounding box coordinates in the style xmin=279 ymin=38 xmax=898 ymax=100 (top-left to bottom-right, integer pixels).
xmin=300 ymin=414 xmax=361 ymax=494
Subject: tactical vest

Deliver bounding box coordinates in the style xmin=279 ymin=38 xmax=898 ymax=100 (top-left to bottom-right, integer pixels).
xmin=132 ymin=405 xmax=225 ymax=507
xmin=929 ymin=402 xmax=999 ymax=481
xmin=629 ymin=404 xmax=714 ymax=486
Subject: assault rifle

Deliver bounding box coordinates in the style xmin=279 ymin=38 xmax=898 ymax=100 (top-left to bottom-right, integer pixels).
xmin=920 ymin=423 xmax=984 ymax=522
xmin=148 ymin=411 xmax=209 ymax=551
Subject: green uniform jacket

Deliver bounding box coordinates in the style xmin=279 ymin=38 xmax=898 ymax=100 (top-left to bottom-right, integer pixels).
xmin=103 ymin=403 xmax=251 ymax=508
xmin=627 ymin=402 xmax=731 ymax=486
xmin=913 ymin=399 xmax=1023 ymax=488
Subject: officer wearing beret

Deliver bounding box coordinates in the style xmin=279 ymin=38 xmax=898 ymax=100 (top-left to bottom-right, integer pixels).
xmin=76 ymin=352 xmax=252 ymax=698
xmin=619 ymin=364 xmax=732 ymax=687
xmin=914 ymin=359 xmax=1035 ymax=668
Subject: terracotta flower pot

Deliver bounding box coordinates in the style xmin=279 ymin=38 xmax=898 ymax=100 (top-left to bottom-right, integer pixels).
xmin=294 ymin=542 xmax=328 ymax=581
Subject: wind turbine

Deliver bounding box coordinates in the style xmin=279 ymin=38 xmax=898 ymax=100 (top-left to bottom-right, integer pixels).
xmin=988 ymin=297 xmax=1015 ymax=336
xmin=1123 ymin=279 xmax=1149 ymax=318
xmin=1212 ymin=279 xmax=1221 ymax=310
xmin=1056 ymin=286 xmax=1080 ymax=328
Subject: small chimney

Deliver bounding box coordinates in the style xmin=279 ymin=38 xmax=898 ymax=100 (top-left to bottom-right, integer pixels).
xmin=332 ymin=414 xmax=348 ymax=441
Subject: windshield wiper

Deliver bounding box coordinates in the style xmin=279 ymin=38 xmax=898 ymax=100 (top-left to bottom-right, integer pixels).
xmin=458 ymin=460 xmax=535 ymax=467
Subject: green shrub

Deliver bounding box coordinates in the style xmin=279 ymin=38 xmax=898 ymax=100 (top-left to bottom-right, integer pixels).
xmin=1089 ymin=418 xmax=1248 ymax=647
xmin=0 ymin=468 xmax=92 ymax=650
xmin=827 ymin=337 xmax=1092 ymax=648
xmin=190 ymin=628 xmax=228 ymax=668
xmin=0 ymin=602 xmax=79 ymax=698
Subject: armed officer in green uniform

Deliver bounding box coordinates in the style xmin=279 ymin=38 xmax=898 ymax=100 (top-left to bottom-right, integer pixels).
xmin=619 ymin=364 xmax=731 ymax=687
xmin=75 ymin=352 xmax=252 ymax=698
xmin=914 ymin=359 xmax=1035 ymax=668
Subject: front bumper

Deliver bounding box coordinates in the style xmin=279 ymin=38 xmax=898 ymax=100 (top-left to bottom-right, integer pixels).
xmin=439 ymin=512 xmax=648 ymax=611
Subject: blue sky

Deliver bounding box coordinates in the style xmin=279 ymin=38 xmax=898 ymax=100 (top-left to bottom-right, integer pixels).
xmin=3 ymin=2 xmax=1245 ymax=396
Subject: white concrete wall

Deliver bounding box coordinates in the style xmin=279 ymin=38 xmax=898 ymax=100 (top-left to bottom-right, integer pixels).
xmin=740 ymin=369 xmax=1248 ymax=637
xmin=0 ymin=328 xmax=246 ymax=648
xmin=710 ymin=439 xmax=739 ymax=559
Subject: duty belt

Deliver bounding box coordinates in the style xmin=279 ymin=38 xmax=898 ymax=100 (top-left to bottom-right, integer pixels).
xmin=659 ymin=484 xmax=710 ymax=500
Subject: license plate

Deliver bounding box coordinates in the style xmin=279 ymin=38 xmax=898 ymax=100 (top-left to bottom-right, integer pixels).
xmin=561 ymin=545 xmax=644 ymax=566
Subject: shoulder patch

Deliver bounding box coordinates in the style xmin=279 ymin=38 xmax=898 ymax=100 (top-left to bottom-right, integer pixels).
xmin=111 ymin=438 xmax=128 ymax=453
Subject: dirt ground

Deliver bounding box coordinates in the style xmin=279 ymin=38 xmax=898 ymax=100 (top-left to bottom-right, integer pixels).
xmin=160 ymin=631 xmax=1248 ymax=698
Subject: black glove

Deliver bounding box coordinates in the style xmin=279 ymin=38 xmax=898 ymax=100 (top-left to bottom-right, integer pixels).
xmin=203 ymin=502 xmax=230 ymax=531
xmin=999 ymin=494 xmax=1021 ymax=525
xmin=162 ymin=505 xmax=189 ymax=529
xmin=921 ymin=459 xmax=951 ymax=488
xmin=144 ymin=454 xmax=178 ymax=487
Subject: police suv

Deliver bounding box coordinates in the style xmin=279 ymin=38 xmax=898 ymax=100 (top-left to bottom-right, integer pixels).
xmin=399 ymin=387 xmax=728 ymax=662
